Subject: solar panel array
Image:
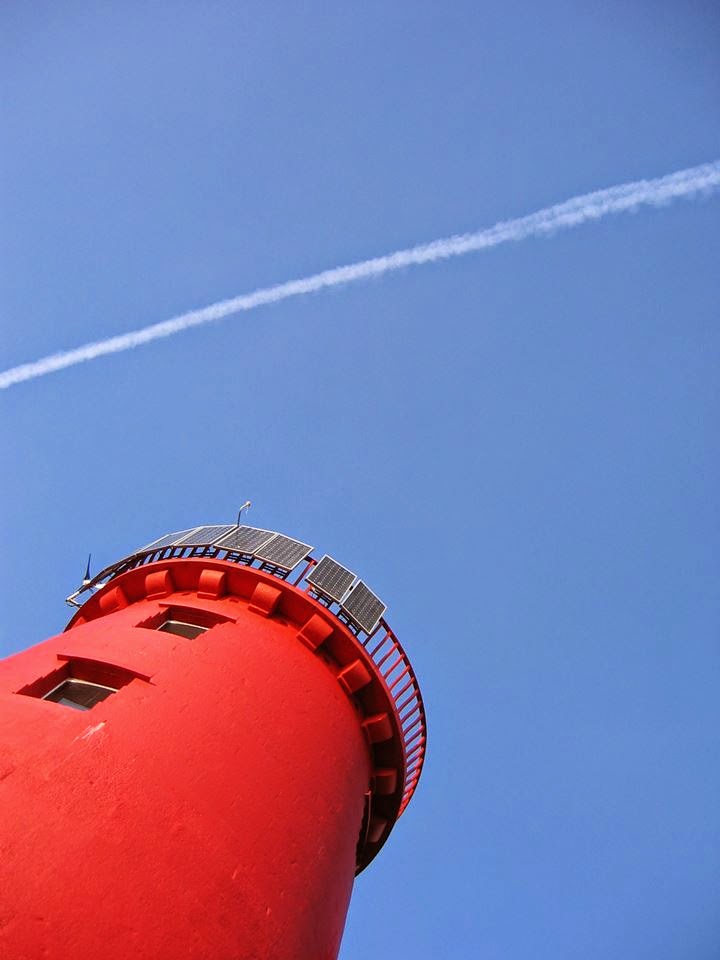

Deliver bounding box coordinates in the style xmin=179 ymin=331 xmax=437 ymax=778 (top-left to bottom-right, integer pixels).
xmin=176 ymin=524 xmax=235 ymax=547
xmin=215 ymin=525 xmax=276 ymax=555
xmin=255 ymin=533 xmax=313 ymax=572
xmin=306 ymin=555 xmax=356 ymax=604
xmin=140 ymin=528 xmax=198 ymax=552
xmin=341 ymin=581 xmax=386 ymax=634
xmin=137 ymin=526 xmax=384 ymax=632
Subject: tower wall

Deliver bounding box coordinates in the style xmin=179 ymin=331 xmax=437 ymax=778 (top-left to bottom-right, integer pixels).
xmin=0 ymin=560 xmax=376 ymax=960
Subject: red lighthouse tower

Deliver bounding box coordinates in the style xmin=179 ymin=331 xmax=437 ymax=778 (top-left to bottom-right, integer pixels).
xmin=0 ymin=523 xmax=425 ymax=959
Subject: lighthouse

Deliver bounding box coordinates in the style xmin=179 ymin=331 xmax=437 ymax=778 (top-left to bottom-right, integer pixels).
xmin=0 ymin=523 xmax=426 ymax=959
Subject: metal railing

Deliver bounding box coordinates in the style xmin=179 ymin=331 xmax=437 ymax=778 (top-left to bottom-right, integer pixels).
xmin=352 ymin=620 xmax=426 ymax=816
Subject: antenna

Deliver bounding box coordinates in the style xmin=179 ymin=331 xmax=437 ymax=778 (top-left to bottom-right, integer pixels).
xmin=236 ymin=500 xmax=252 ymax=526
xmin=65 ymin=553 xmax=95 ymax=607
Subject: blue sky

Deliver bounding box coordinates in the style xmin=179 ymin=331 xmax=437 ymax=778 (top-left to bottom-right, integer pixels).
xmin=2 ymin=3 xmax=719 ymax=957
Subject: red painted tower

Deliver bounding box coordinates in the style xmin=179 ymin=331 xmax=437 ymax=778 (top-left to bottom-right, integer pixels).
xmin=0 ymin=524 xmax=425 ymax=959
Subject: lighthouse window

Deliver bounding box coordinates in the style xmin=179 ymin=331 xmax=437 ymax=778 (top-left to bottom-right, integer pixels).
xmin=157 ymin=618 xmax=209 ymax=640
xmin=138 ymin=604 xmax=232 ymax=638
xmin=16 ymin=658 xmax=147 ymax=709
xmin=43 ymin=678 xmax=117 ymax=711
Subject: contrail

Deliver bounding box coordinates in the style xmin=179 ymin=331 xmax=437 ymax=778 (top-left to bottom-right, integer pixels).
xmin=2 ymin=160 xmax=719 ymax=390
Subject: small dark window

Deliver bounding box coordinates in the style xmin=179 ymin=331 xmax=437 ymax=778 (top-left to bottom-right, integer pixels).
xmin=138 ymin=605 xmax=231 ymax=638
xmin=43 ymin=678 xmax=117 ymax=711
xmin=17 ymin=657 xmax=148 ymax=711
xmin=157 ymin=619 xmax=209 ymax=640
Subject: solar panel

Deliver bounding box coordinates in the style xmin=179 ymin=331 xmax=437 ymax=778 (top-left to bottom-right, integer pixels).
xmin=139 ymin=529 xmax=198 ymax=552
xmin=215 ymin=525 xmax=277 ymax=555
xmin=306 ymin=555 xmax=357 ymax=603
xmin=255 ymin=533 xmax=313 ymax=572
xmin=176 ymin=525 xmax=235 ymax=547
xmin=341 ymin=581 xmax=386 ymax=634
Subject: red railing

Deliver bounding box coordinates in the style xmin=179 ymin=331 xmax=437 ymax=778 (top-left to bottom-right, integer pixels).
xmin=355 ymin=620 xmax=426 ymax=815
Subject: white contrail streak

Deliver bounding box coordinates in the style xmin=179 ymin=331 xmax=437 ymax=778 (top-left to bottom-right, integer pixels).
xmin=2 ymin=160 xmax=719 ymax=390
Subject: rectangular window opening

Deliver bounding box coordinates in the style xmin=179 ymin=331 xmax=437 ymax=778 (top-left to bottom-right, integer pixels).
xmin=16 ymin=657 xmax=149 ymax=711
xmin=136 ymin=605 xmax=232 ymax=638
xmin=157 ymin=619 xmax=209 ymax=640
xmin=43 ymin=678 xmax=117 ymax=711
